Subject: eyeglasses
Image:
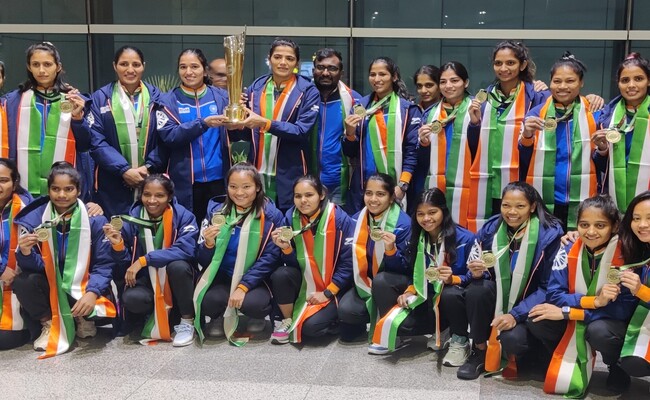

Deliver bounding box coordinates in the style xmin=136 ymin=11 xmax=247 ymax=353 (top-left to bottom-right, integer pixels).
xmin=314 ymin=65 xmax=340 ymax=73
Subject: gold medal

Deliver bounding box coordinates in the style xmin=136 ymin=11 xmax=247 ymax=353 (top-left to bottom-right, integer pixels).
xmin=430 ymin=120 xmax=443 ymax=134
xmin=110 ymin=216 xmax=123 ymax=231
xmin=605 ymin=129 xmax=622 ymax=144
xmin=211 ymin=213 xmax=226 ymax=227
xmin=544 ymin=117 xmax=557 ymax=131
xmin=475 ymin=89 xmax=488 ymax=103
xmin=279 ymin=226 xmax=294 ymax=242
xmin=35 ymin=227 xmax=50 ymax=242
xmin=60 ymin=100 xmax=74 ymax=113
xmin=370 ymin=227 xmax=383 ymax=242
xmin=353 ymin=104 xmax=366 ymax=117
xmin=425 ymin=266 xmax=440 ymax=282
xmin=607 ymin=268 xmax=621 ymax=285
xmin=481 ymin=252 xmax=496 ymax=268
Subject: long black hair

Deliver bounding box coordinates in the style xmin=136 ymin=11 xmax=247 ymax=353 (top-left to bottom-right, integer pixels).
xmin=500 ymin=181 xmax=560 ymax=228
xmin=222 ymin=163 xmax=266 ymax=216
xmin=407 ymin=188 xmax=458 ymax=270
xmin=20 ymin=42 xmax=72 ymax=93
xmin=620 ymin=191 xmax=650 ymax=264
xmin=492 ymin=40 xmax=535 ymax=83
xmin=368 ymin=57 xmax=410 ymax=100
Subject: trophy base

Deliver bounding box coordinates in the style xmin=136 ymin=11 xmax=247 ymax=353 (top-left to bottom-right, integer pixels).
xmin=224 ymin=106 xmax=247 ymax=123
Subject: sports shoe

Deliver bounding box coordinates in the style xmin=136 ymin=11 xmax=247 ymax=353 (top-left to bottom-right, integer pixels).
xmin=457 ymin=347 xmax=486 ymax=380
xmin=368 ymin=338 xmax=410 ymax=355
xmin=33 ymin=320 xmax=52 ymax=351
xmin=270 ymin=318 xmax=292 ymax=344
xmin=246 ymin=318 xmax=266 ymax=333
xmin=442 ymin=334 xmax=470 ymax=367
xmin=205 ymin=316 xmax=225 ymax=338
xmin=76 ymin=317 xmax=97 ymax=338
xmin=606 ymin=364 xmax=631 ymax=393
xmin=172 ymin=319 xmax=195 ymax=347
xmin=427 ymin=328 xmax=451 ymax=351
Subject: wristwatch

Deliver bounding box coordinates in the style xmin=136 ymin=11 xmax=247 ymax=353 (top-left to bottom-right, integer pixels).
xmin=397 ymin=181 xmax=409 ymax=192
xmin=323 ymin=289 xmax=334 ymax=299
xmin=562 ymin=306 xmax=571 ymax=320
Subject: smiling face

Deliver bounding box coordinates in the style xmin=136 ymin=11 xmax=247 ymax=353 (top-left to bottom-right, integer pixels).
xmin=114 ymin=49 xmax=144 ymax=89
xmin=28 ymin=50 xmax=61 ymax=89
xmin=500 ymin=189 xmax=535 ymax=229
xmin=416 ymin=203 xmax=444 ymax=237
xmin=178 ymin=53 xmax=206 ymax=90
xmin=368 ymin=62 xmax=395 ymax=99
xmin=227 ymin=171 xmax=259 ymax=210
xmin=577 ymin=206 xmax=614 ymax=250
xmin=269 ymin=45 xmax=298 ymax=82
xmin=618 ymin=65 xmax=649 ymax=107
xmin=313 ymin=55 xmax=342 ymax=91
xmin=415 ymin=73 xmax=439 ymax=107
xmin=493 ymin=48 xmax=526 ymax=88
xmin=631 ymin=199 xmax=650 ymax=244
xmin=293 ymin=181 xmax=324 ymax=218
xmin=550 ymin=65 xmax=583 ymax=106
xmin=48 ymin=174 xmax=79 ymax=214
xmin=0 ymin=165 xmax=16 ymax=208
xmin=364 ymin=179 xmax=393 ymax=215
xmin=141 ymin=181 xmax=170 ymax=219
xmin=439 ymin=68 xmax=468 ymax=106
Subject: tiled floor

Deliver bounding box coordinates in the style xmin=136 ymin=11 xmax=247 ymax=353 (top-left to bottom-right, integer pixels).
xmin=3 ymin=324 xmax=649 ymax=399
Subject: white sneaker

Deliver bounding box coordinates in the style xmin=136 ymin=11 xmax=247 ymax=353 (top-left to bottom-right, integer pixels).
xmin=443 ymin=334 xmax=470 ymax=367
xmin=270 ymin=318 xmax=292 ymax=344
xmin=246 ymin=317 xmax=266 ymax=333
xmin=172 ymin=319 xmax=195 ymax=347
xmin=427 ymin=328 xmax=451 ymax=351
xmin=33 ymin=320 xmax=52 ymax=351
xmin=367 ymin=337 xmax=410 ymax=355
xmin=76 ymin=317 xmax=97 ymax=338
xmin=206 ymin=316 xmax=225 ymax=338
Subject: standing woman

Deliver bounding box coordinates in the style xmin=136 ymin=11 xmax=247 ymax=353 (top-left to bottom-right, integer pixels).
xmin=193 ymin=163 xmax=284 ymax=345
xmin=237 ymin=38 xmax=319 ymax=213
xmin=0 ymin=158 xmax=33 ymax=350
xmin=269 ymin=175 xmax=354 ymax=344
xmin=417 ymin=61 xmax=478 ymax=227
xmin=103 ymin=174 xmax=198 ymax=347
xmin=343 ymin=57 xmax=420 ymax=208
xmin=521 ymin=52 xmax=602 ymax=231
xmin=2 ymin=42 xmax=90 ymax=198
xmin=368 ymin=188 xmax=474 ymax=355
xmin=596 ymin=53 xmax=650 ymax=212
xmin=470 ymin=41 xmax=550 ymax=230
xmin=450 ymin=182 xmax=563 ymax=380
xmin=156 ymin=48 xmax=229 ymax=222
xmin=11 ymin=162 xmax=115 ymax=358
xmin=619 ymin=191 xmax=650 ymax=380
xmin=338 ymin=173 xmax=411 ymax=342
xmin=413 ymin=65 xmax=441 ymax=111
xmin=88 ymin=46 xmax=166 ymax=217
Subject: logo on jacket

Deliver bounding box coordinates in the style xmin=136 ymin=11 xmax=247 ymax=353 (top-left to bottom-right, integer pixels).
xmin=100 ymin=106 xmax=111 ymax=114
xmin=178 ymin=107 xmax=190 ymax=114
xmin=86 ymin=113 xmax=95 ymax=128
xmin=209 ymin=105 xmax=218 ymax=114
xmin=156 ymin=111 xmax=169 ymax=130
xmin=182 ymin=225 xmax=197 ymax=233
xmin=310 ymin=104 xmax=319 ymax=112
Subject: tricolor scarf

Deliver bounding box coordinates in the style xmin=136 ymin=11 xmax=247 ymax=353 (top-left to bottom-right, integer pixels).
xmin=193 ymin=206 xmax=266 ymax=346
xmin=351 ymin=202 xmax=401 ymax=340
xmin=257 ymin=76 xmax=298 ymax=202
xmin=111 ymin=82 xmax=151 ymax=167
xmin=485 ymin=216 xmax=539 ymax=373
xmin=544 ymin=236 xmax=623 ymax=398
xmin=423 ymin=96 xmax=473 ymax=227
xmin=469 ymin=82 xmax=527 ymax=232
xmin=17 ymin=90 xmax=76 ymax=197
xmin=621 ymin=266 xmax=650 ymax=365
xmin=288 ymin=202 xmax=338 ymax=343
xmin=606 ymin=95 xmax=650 ymax=212
xmin=38 ymin=199 xmax=117 ymax=359
xmin=138 ymin=206 xmax=174 ymax=344
xmin=0 ymin=194 xmax=28 ymax=331
xmin=309 ymin=81 xmax=354 ymax=204
xmin=0 ymin=102 xmax=8 ymax=157
xmin=372 ymin=231 xmax=444 ymax=351
xmin=526 ymin=96 xmax=597 ymax=229
xmin=367 ymin=92 xmax=403 ymax=181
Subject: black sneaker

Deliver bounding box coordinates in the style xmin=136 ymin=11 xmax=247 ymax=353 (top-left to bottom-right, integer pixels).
xmin=606 ymin=364 xmax=631 ymax=393
xmin=457 ymin=347 xmax=486 ymax=380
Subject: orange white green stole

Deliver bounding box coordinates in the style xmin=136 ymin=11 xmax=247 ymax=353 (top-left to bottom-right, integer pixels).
xmin=423 ymin=96 xmax=472 ymax=227
xmin=16 ymin=90 xmax=76 ymax=197
xmin=38 ymin=199 xmax=116 ymax=359
xmin=469 ymin=82 xmax=527 ymax=232
xmin=621 ymin=267 xmax=650 ymax=366
xmin=0 ymin=194 xmax=28 ymax=331
xmin=139 ymin=206 xmax=174 ymax=344
xmin=525 ymin=96 xmax=597 ymax=229
xmin=544 ymin=236 xmax=623 ymax=398
xmin=288 ymin=202 xmax=337 ymax=343
xmin=0 ymin=102 xmax=8 ymax=157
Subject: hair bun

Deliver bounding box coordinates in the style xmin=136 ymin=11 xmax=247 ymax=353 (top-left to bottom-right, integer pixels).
xmin=625 ymin=52 xmax=641 ymax=60
xmin=561 ymin=51 xmax=575 ymax=61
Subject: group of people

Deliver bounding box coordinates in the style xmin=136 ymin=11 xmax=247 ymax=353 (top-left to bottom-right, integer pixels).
xmin=0 ymin=37 xmax=650 ymax=398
